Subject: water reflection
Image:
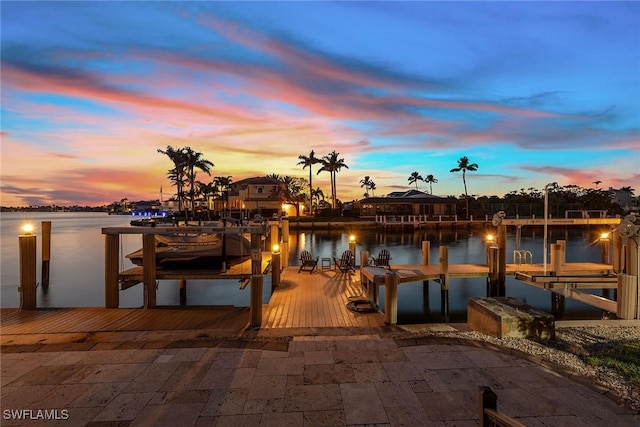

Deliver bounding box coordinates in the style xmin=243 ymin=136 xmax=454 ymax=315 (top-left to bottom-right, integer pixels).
xmin=287 ymin=226 xmax=607 ymax=323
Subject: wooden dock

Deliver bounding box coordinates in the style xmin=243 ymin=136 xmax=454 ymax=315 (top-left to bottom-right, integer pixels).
xmin=262 ymin=267 xmax=385 ymax=329
xmin=0 ymin=306 xmax=251 ymax=345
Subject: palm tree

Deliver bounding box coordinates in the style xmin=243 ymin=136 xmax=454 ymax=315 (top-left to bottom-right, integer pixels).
xmin=424 ymin=174 xmax=438 ymax=195
xmin=297 ymin=150 xmax=321 ymax=213
xmin=593 ymin=180 xmax=602 ymax=189
xmin=360 ymin=176 xmax=373 ymax=197
xmin=408 ymin=171 xmax=423 ymax=189
xmin=450 ymin=156 xmax=479 ymax=219
xmin=183 ymin=147 xmax=214 ymax=219
xmin=213 ymin=176 xmax=233 ymax=214
xmin=158 ymin=145 xmax=188 ymax=213
xmin=311 ymin=187 xmax=325 ymax=209
xmin=317 ymin=151 xmax=348 ymax=211
xmin=368 ymin=180 xmax=376 ymax=197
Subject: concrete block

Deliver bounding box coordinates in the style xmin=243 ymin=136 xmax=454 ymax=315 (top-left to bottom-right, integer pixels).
xmin=468 ymin=297 xmax=555 ymax=340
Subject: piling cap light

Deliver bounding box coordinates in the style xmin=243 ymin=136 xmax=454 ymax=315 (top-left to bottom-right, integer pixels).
xmin=486 ymin=234 xmax=495 ymax=242
xmin=22 ymin=224 xmax=34 ymax=235
xmin=349 ymin=235 xmax=356 ymax=242
xmin=272 ymin=244 xmax=280 ymax=253
xmin=600 ymin=232 xmax=610 ymax=240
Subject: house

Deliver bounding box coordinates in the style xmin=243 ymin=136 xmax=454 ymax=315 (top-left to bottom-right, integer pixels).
xmin=226 ymin=176 xmax=284 ymax=218
xmin=355 ymin=189 xmax=457 ymax=218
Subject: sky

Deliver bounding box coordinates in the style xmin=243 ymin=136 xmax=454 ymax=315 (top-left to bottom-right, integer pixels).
xmin=1 ymin=1 xmax=639 ymax=207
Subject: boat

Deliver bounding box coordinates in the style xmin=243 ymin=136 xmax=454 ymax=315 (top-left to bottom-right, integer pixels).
xmin=125 ymin=233 xmax=252 ymax=270
xmin=129 ymin=209 xmax=172 ymax=226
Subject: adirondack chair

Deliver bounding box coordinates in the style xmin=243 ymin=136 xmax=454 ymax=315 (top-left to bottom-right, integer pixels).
xmin=373 ymin=249 xmax=391 ymax=268
xmin=298 ymin=250 xmax=319 ymax=273
xmin=334 ymin=250 xmax=355 ymax=273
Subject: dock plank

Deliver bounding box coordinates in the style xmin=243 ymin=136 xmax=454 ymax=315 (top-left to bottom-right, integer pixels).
xmin=262 ymin=267 xmax=385 ymax=329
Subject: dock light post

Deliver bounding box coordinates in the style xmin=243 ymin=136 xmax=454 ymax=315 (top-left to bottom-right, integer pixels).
xmin=486 ymin=234 xmax=499 ymax=297
xmin=271 ymin=244 xmax=281 ymax=289
xmin=19 ymin=224 xmax=37 ymax=310
xmin=349 ymin=235 xmax=357 ymax=261
xmin=600 ymin=232 xmax=611 ymax=265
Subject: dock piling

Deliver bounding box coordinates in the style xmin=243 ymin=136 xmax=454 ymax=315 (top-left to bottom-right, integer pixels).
xmin=142 ymin=233 xmax=157 ymax=308
xmin=19 ymin=232 xmax=37 ymax=310
xmin=250 ymin=233 xmax=263 ymax=327
xmin=105 ymin=234 xmax=120 ymax=308
xmin=439 ymin=246 xmax=450 ymax=322
xmin=41 ymin=221 xmax=51 ymax=288
xmin=384 ymin=271 xmax=399 ymax=325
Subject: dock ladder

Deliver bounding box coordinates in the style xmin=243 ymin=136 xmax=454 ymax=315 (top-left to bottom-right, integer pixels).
xmin=513 ymin=249 xmax=533 ymax=271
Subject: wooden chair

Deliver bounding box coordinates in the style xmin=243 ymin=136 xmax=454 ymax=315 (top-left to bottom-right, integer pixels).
xmin=298 ymin=250 xmax=318 ymax=273
xmin=374 ymin=249 xmax=391 ymax=268
xmin=334 ymin=250 xmax=355 ymax=273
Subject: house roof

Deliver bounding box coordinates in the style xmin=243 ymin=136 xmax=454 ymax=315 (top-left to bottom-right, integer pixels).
xmin=232 ymin=176 xmax=281 ymax=187
xmin=358 ymin=190 xmax=456 ymax=205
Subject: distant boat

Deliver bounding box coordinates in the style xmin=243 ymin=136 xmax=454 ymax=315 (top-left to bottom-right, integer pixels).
xmin=125 ymin=233 xmax=251 ymax=270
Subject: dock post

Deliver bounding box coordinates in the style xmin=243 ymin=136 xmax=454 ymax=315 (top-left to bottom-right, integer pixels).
xmin=105 ymin=233 xmax=120 ymax=308
xmin=550 ymin=243 xmax=562 ymax=276
xmin=271 ymin=247 xmax=281 ymax=289
xmin=359 ymin=250 xmax=369 ymax=287
xmin=179 ymin=279 xmax=187 ymax=305
xmin=479 ymin=386 xmax=498 ymax=427
xmin=270 ymin=222 xmax=279 ymax=251
xmin=41 ymin=221 xmax=51 ymax=288
xmin=384 ymin=271 xmax=399 ymax=325
xmin=422 ymin=241 xmax=431 ymax=309
xmin=612 ymin=231 xmax=623 ymax=273
xmin=557 ymin=240 xmax=566 ymax=265
xmin=281 ymin=219 xmax=289 ymax=268
xmin=551 ymin=292 xmax=565 ymax=319
xmin=497 ymin=224 xmax=507 ymax=296
xmin=439 ymin=246 xmax=450 ymax=322
xmin=487 ymin=247 xmax=499 ymax=297
xmin=601 ymin=235 xmax=611 ymax=265
xmin=19 ymin=232 xmax=37 ymax=310
xmin=250 ymin=232 xmax=263 ymax=327
xmin=617 ymin=274 xmax=638 ymax=319
xmin=142 ymin=233 xmax=157 ymax=308
xmin=349 ymin=236 xmax=357 ymax=260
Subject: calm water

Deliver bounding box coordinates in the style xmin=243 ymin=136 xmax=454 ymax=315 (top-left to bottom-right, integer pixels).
xmin=0 ymin=212 xmax=611 ymax=322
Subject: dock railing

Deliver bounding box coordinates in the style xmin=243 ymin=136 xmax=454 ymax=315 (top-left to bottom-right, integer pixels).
xmin=479 ymin=386 xmax=525 ymax=427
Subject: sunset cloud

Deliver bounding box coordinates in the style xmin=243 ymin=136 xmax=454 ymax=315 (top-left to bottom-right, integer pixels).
xmin=1 ymin=2 xmax=638 ymax=206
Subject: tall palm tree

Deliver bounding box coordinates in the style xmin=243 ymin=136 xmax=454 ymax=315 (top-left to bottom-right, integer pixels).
xmin=450 ymin=156 xmax=479 ymax=219
xmin=317 ymin=151 xmax=348 ymax=210
xmin=158 ymin=145 xmax=188 ymax=213
xmin=297 ymin=150 xmax=321 ymax=213
xmin=183 ymin=147 xmax=214 ymax=219
xmin=424 ymin=174 xmax=438 ymax=194
xmin=593 ymin=180 xmax=602 ymax=189
xmin=408 ymin=171 xmax=423 ymax=189
xmin=368 ymin=181 xmax=376 ymax=197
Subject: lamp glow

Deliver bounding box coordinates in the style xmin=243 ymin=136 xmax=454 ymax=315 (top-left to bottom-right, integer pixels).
xmin=22 ymin=224 xmax=34 ymax=235
xmin=486 ymin=234 xmax=494 ymax=242
xmin=600 ymin=232 xmax=610 ymax=240
xmin=272 ymin=244 xmax=280 ymax=253
xmin=349 ymin=235 xmax=356 ymax=242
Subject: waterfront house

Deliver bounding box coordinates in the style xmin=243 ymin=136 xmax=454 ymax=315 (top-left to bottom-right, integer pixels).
xmin=225 ymin=176 xmax=284 ymax=218
xmin=355 ymin=189 xmax=458 ymax=219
